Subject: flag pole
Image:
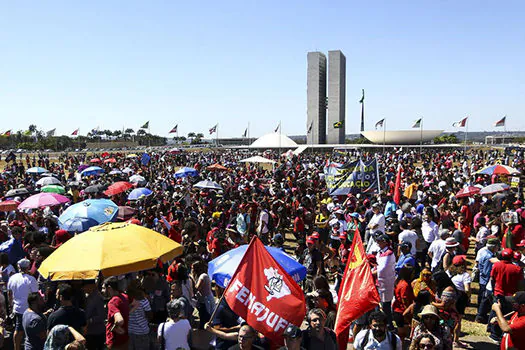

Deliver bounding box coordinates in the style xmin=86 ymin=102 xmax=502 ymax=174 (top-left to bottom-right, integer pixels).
xmin=464 ymin=118 xmax=468 ymax=153
xmin=420 ymin=118 xmax=423 ymax=153
xmin=279 ymin=120 xmax=282 ymax=156
xmin=383 ymin=119 xmax=386 ymax=153
xmin=216 ymin=123 xmax=219 ymax=148
xmin=503 ymin=117 xmax=506 ymax=145
xmin=247 ymin=122 xmax=250 ymax=146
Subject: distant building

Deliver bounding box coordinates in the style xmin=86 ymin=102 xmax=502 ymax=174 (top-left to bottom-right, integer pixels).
xmin=307 ymin=52 xmax=327 ymax=145
xmin=327 ymin=50 xmax=346 ymax=144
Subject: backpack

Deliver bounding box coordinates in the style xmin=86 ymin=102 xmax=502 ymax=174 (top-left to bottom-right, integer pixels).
xmin=360 ymin=329 xmax=397 ymax=349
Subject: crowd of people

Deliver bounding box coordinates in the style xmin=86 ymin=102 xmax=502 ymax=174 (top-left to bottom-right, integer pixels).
xmin=0 ymin=146 xmax=524 ymax=350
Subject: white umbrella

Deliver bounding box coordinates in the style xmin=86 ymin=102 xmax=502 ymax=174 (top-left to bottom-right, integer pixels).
xmin=193 ymin=180 xmax=223 ymax=190
xmin=122 ymin=167 xmax=134 ymax=174
xmin=480 ymin=183 xmax=510 ymax=195
xmin=36 ymin=177 xmax=62 ymax=186
xmin=129 ymin=175 xmax=146 ymax=185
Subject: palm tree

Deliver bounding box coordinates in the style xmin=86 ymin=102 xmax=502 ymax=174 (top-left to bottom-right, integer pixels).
xmin=187 ymin=132 xmax=196 ymax=139
xmin=125 ymin=128 xmax=134 ymax=134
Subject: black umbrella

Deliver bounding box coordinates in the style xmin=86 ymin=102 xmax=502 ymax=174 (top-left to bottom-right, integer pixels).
xmin=84 ymin=184 xmax=106 ymax=194
xmin=5 ymin=188 xmax=29 ymax=197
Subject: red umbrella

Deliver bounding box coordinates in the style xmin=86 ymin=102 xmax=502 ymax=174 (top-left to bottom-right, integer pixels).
xmin=104 ymin=181 xmax=133 ymax=196
xmin=455 ymin=186 xmax=480 ymax=198
xmin=104 ymin=158 xmax=117 ymax=164
xmin=207 ymin=163 xmax=228 ymax=171
xmin=90 ymin=158 xmax=101 ymax=163
xmin=0 ymin=200 xmax=20 ymax=212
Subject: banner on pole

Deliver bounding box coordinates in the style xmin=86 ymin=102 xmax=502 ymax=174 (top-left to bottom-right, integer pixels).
xmin=324 ymin=159 xmax=380 ymax=196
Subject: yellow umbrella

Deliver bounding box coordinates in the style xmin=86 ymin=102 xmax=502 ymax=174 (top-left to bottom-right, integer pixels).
xmin=39 ymin=222 xmax=183 ymax=281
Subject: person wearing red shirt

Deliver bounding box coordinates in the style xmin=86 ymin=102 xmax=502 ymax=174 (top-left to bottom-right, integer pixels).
xmin=491 ymin=249 xmax=523 ymax=298
xmin=492 ymin=291 xmax=525 ymax=350
xmin=167 ymin=220 xmax=182 ymax=243
xmin=293 ymin=208 xmax=305 ymax=238
xmin=392 ymin=266 xmax=415 ymax=339
xmin=103 ymin=277 xmax=130 ymax=350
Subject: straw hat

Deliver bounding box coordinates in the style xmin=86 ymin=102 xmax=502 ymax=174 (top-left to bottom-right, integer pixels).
xmin=418 ymin=305 xmax=440 ymax=318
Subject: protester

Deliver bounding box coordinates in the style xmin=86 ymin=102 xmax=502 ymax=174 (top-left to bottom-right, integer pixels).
xmin=22 ymin=292 xmax=47 ymax=350
xmin=158 ymin=299 xmax=192 ymax=350
xmin=353 ymin=310 xmax=402 ymax=350
xmin=7 ymin=258 xmax=38 ymax=350
xmin=1 ymin=146 xmax=525 ymax=348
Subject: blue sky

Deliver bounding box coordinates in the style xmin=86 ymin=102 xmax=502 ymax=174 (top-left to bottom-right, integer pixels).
xmin=1 ymin=1 xmax=524 ymax=138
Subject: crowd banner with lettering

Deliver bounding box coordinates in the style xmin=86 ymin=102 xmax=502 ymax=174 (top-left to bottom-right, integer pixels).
xmin=324 ymin=158 xmax=380 ymax=196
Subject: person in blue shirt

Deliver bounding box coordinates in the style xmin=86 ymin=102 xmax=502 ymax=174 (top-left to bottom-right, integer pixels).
xmin=383 ymin=196 xmax=397 ymax=219
xmin=395 ymin=242 xmax=417 ymax=275
xmin=475 ymin=237 xmax=499 ymax=323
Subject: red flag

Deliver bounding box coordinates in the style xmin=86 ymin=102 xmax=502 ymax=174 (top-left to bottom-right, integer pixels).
xmin=334 ymin=229 xmax=380 ymax=349
xmin=393 ymin=164 xmax=402 ymax=205
xmin=71 ymin=128 xmax=79 ymax=136
xmin=224 ymin=236 xmax=306 ymax=343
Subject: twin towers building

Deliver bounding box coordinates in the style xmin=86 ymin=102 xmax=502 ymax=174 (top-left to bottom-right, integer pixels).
xmin=307 ymin=50 xmax=346 ymax=145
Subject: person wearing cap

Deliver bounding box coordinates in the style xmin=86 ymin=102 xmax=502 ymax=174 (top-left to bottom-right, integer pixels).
xmin=440 ymin=237 xmax=461 ymax=272
xmin=7 ymin=258 xmax=38 ymax=350
xmin=428 ymin=229 xmax=450 ymax=272
xmin=314 ymin=205 xmax=330 ymax=244
xmin=395 ymin=242 xmax=417 ymax=275
xmin=410 ymin=305 xmax=452 ymax=350
xmin=279 ymin=324 xmax=305 ymax=350
xmin=492 ymin=291 xmax=525 ymax=349
xmin=488 ymin=248 xmax=524 ymax=342
xmin=474 ymin=237 xmax=499 ymax=324
xmin=372 ymin=234 xmax=396 ymax=329
xmin=446 ymin=255 xmax=471 ymax=347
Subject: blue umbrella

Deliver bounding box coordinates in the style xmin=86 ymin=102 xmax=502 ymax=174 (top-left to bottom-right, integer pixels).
xmin=59 ymin=217 xmax=99 ymax=233
xmin=128 ymin=187 xmax=153 ymax=200
xmin=80 ymin=166 xmax=105 ymax=177
xmin=26 ymin=167 xmax=48 ymax=174
xmin=174 ymin=167 xmax=198 ymax=178
xmin=208 ymin=245 xmax=306 ymax=288
xmin=58 ymin=199 xmax=118 ymax=225
xmin=109 ymin=169 xmax=123 ymax=175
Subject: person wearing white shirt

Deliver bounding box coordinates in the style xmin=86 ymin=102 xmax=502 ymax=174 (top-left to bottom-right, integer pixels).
xmin=398 ymin=220 xmax=418 ymax=256
xmin=158 ymin=300 xmax=191 ymax=350
xmin=428 ymin=230 xmax=450 ymax=271
xmin=353 ymin=311 xmax=402 ymax=350
xmin=368 ymin=204 xmax=386 ymax=234
xmin=373 ymin=235 xmax=396 ymax=328
xmin=421 ymin=214 xmax=439 ymax=244
xmin=7 ymin=259 xmax=38 ymax=350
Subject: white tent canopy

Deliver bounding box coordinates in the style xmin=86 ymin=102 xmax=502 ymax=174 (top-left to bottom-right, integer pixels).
xmin=249 ymin=132 xmax=298 ymax=148
xmin=239 ymin=156 xmax=276 ymax=164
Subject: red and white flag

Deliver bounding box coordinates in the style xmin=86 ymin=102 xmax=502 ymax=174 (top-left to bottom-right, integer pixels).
xmin=334 ymin=229 xmax=380 ymax=349
xmin=224 ymin=236 xmax=306 ymax=343
xmin=453 ymin=116 xmax=468 ymax=128
xmin=71 ymin=128 xmax=79 ymax=136
xmin=169 ymin=125 xmax=178 ymax=133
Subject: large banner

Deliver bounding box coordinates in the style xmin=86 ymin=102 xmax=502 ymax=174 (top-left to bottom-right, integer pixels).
xmin=324 ymin=158 xmax=379 ymax=196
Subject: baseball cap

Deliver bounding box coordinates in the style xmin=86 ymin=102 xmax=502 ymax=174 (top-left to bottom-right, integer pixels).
xmin=283 ymin=324 xmax=302 ymax=339
xmin=501 ymin=248 xmax=514 ymax=260
xmin=306 ymin=237 xmax=315 ymax=245
xmin=514 ymin=251 xmax=522 ymax=260
xmin=339 ymin=232 xmax=348 ymax=240
xmin=517 ymin=239 xmax=525 ymax=247
xmin=311 ymin=232 xmax=320 ymax=239
xmin=514 ymin=200 xmax=523 ymax=206
xmin=400 ymin=241 xmax=412 ymax=250
xmin=376 ymin=234 xmax=390 ymax=242
xmin=452 ymin=255 xmax=467 ymax=266
xmin=487 ymin=238 xmax=500 ymax=247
